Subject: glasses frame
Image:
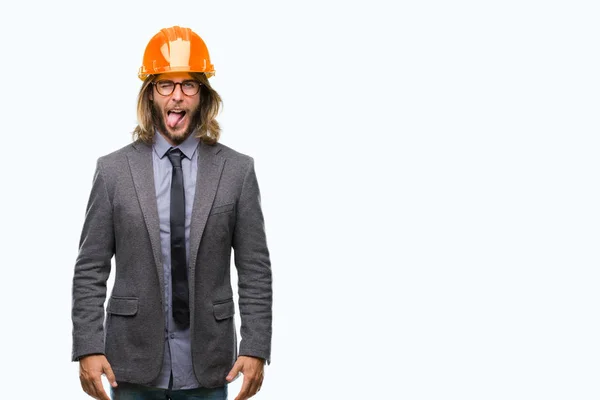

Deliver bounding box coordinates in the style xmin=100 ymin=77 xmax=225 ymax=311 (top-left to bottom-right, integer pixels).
xmin=153 ymin=79 xmax=202 ymax=96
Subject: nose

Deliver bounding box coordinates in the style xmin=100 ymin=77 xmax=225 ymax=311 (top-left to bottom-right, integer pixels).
xmin=171 ymin=82 xmax=184 ymax=101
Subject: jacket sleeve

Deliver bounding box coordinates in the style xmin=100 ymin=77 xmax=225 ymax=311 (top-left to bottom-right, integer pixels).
xmin=232 ymin=158 xmax=273 ymax=364
xmin=71 ymin=158 xmax=115 ymax=361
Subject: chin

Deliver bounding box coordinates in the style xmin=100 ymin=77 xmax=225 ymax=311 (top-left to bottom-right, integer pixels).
xmin=167 ymin=126 xmax=192 ymax=144
xmin=169 ymin=129 xmax=186 ymax=138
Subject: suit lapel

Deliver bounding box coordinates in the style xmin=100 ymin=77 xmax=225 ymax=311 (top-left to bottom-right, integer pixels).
xmin=127 ymin=141 xmax=165 ymax=300
xmin=189 ymin=141 xmax=225 ymax=275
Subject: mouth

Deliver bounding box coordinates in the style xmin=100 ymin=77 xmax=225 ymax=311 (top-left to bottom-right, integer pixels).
xmin=166 ymin=110 xmax=187 ymax=129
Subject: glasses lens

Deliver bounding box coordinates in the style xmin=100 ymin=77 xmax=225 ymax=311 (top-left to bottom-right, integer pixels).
xmin=156 ymin=80 xmax=175 ymax=95
xmin=181 ymin=81 xmax=201 ymax=96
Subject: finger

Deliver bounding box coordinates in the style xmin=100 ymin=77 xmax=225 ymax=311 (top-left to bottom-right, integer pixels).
xmin=247 ymin=376 xmax=263 ymax=399
xmin=92 ymin=377 xmax=110 ymax=400
xmin=226 ymin=360 xmax=242 ymax=382
xmin=236 ymin=374 xmax=256 ymax=400
xmin=80 ymin=376 xmax=98 ymax=399
xmin=103 ymin=362 xmax=118 ymax=388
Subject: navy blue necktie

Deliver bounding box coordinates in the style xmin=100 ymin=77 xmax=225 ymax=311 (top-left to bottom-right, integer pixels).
xmin=166 ymin=148 xmax=190 ymax=328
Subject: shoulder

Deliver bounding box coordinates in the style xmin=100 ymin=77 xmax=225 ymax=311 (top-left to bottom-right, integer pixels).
xmin=92 ymin=140 xmax=146 ymax=184
xmin=207 ymin=141 xmax=261 ymax=184
xmin=96 ymin=140 xmax=144 ymax=167
xmin=210 ymin=141 xmax=255 ymax=168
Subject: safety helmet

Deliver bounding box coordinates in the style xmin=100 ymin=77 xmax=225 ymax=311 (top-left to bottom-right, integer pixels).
xmin=138 ymin=26 xmax=215 ymax=80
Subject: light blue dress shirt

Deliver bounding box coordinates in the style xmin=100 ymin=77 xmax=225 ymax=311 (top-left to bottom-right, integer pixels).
xmin=149 ymin=132 xmax=201 ymax=390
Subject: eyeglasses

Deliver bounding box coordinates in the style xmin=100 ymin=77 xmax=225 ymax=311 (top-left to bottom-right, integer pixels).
xmin=153 ymin=80 xmax=202 ymax=96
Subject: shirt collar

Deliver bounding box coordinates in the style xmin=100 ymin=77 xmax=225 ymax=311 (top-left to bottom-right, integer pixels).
xmin=153 ymin=130 xmax=200 ymax=160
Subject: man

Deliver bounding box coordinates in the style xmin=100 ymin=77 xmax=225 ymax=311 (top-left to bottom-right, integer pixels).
xmin=71 ymin=26 xmax=272 ymax=400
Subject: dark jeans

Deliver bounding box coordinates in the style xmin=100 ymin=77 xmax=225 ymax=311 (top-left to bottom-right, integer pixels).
xmin=111 ymin=382 xmax=228 ymax=400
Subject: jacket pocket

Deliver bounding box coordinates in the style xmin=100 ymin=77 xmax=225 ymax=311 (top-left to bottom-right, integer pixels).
xmin=107 ymin=297 xmax=138 ymax=316
xmin=213 ymin=298 xmax=235 ymax=320
xmin=209 ymin=203 xmax=235 ymax=216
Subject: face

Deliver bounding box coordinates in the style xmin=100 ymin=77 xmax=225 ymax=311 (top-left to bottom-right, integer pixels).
xmin=150 ymin=72 xmax=201 ymax=146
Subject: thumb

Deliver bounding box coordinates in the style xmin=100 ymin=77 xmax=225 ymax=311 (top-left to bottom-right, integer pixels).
xmin=103 ymin=360 xmax=118 ymax=388
xmin=226 ymin=359 xmax=242 ymax=382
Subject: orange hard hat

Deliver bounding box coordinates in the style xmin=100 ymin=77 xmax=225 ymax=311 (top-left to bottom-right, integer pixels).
xmin=138 ymin=26 xmax=215 ymax=80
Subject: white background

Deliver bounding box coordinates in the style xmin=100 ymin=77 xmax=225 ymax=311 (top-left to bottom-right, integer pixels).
xmin=1 ymin=0 xmax=599 ymax=398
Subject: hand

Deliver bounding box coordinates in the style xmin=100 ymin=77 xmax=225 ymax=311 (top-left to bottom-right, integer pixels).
xmin=226 ymin=355 xmax=265 ymax=400
xmin=79 ymin=354 xmax=118 ymax=400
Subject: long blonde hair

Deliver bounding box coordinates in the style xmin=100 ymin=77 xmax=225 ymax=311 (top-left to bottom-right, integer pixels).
xmin=132 ymin=72 xmax=222 ymax=145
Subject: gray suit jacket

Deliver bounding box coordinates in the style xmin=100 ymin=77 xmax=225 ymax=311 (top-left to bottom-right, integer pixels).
xmin=71 ymin=139 xmax=272 ymax=388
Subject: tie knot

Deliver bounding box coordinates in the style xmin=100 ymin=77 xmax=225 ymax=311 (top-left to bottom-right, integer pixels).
xmin=167 ymin=148 xmax=184 ymax=168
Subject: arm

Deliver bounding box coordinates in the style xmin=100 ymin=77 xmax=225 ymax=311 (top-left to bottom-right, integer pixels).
xmin=232 ymin=158 xmax=272 ymax=363
xmin=228 ymin=159 xmax=272 ymax=399
xmin=71 ymin=159 xmax=116 ymax=399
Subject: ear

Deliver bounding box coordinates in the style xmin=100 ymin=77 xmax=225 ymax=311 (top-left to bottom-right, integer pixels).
xmin=149 ymin=88 xmax=153 ymax=101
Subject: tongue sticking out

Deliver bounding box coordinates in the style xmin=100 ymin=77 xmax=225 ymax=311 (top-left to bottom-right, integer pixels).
xmin=167 ymin=111 xmax=185 ymax=128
